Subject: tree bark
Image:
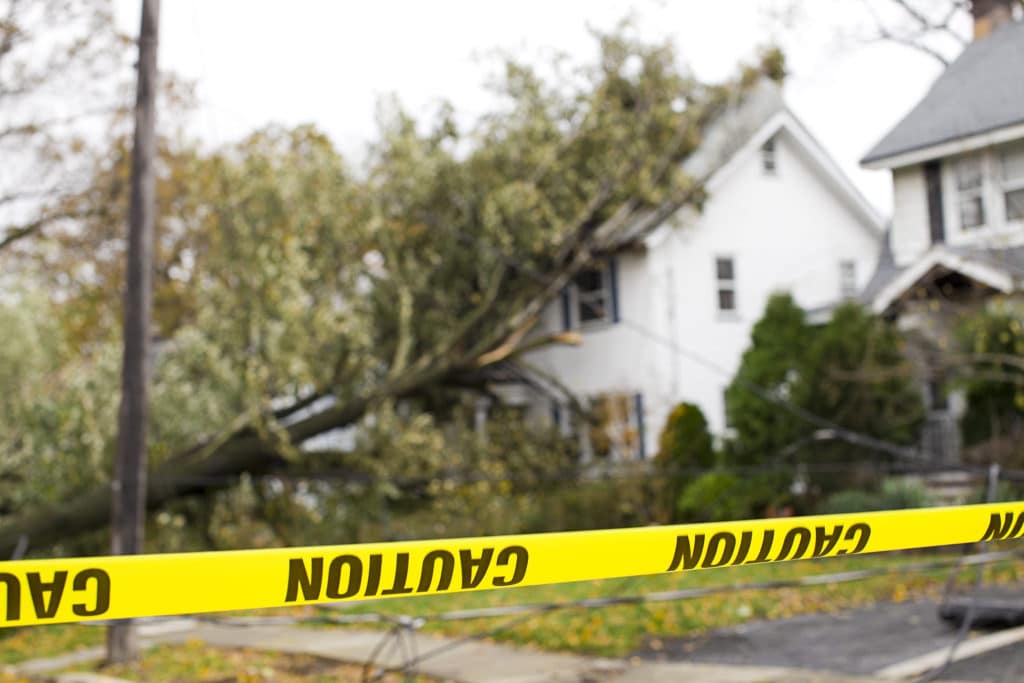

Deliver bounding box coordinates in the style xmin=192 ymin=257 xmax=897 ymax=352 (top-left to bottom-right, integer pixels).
xmin=107 ymin=0 xmax=159 ymax=664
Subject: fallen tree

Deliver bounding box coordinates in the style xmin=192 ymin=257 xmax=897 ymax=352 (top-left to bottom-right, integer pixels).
xmin=0 ymin=33 xmax=784 ymax=556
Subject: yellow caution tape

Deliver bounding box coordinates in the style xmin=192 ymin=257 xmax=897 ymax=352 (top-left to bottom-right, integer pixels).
xmin=0 ymin=502 xmax=1022 ymax=628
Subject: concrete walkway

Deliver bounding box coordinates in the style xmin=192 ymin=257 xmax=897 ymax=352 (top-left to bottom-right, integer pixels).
xmin=11 ymin=618 xmax=972 ymax=683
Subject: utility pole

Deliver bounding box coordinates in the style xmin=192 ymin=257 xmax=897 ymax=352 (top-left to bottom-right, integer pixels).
xmin=107 ymin=0 xmax=159 ymax=664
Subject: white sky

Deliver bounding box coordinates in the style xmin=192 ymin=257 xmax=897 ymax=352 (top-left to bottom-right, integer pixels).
xmin=113 ymin=0 xmax=961 ymax=216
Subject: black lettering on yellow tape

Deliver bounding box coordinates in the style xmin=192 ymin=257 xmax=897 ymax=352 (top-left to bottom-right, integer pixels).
xmin=980 ymin=511 xmax=1024 ymax=542
xmin=0 ymin=568 xmax=110 ymax=622
xmin=0 ymin=504 xmax=1020 ymax=628
xmin=284 ymin=545 xmax=529 ymax=603
xmin=666 ymin=523 xmax=872 ymax=572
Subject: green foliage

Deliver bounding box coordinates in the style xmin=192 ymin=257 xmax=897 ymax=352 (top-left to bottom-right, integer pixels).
xmin=657 ymin=402 xmax=714 ymax=469
xmin=817 ymin=489 xmax=881 ymax=515
xmin=817 ymin=478 xmax=932 ymax=515
xmin=725 ymin=295 xmax=923 ymax=494
xmin=876 ymin=477 xmax=932 ymax=510
xmin=956 ymin=304 xmax=1024 ymax=453
xmin=2 ymin=25 xmax=792 ymax=551
xmin=655 ymin=401 xmax=715 ymax=521
xmin=724 ymin=293 xmax=811 ymax=465
xmin=675 ymin=471 xmax=756 ymax=522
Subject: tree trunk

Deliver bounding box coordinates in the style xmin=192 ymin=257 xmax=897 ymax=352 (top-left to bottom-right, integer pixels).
xmin=107 ymin=0 xmax=160 ymax=664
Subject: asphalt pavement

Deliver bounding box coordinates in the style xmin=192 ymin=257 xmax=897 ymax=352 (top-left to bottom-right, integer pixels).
xmin=631 ymin=597 xmax=1024 ymax=682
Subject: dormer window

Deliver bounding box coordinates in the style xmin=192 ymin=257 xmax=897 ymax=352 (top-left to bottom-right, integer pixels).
xmin=1001 ymin=142 xmax=1024 ymax=222
xmin=761 ymin=137 xmax=777 ymax=175
xmin=955 ymin=154 xmax=986 ymax=230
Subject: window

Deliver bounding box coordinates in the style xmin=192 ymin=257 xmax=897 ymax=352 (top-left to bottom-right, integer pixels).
xmin=715 ymin=256 xmax=736 ymax=312
xmin=761 ymin=137 xmax=776 ymax=175
xmin=839 ymin=260 xmax=857 ymax=299
xmin=1001 ymin=142 xmax=1024 ymax=222
xmin=587 ymin=392 xmax=645 ymax=460
xmin=561 ymin=257 xmax=618 ymax=329
xmin=575 ymin=266 xmax=609 ymax=324
xmin=955 ymin=154 xmax=986 ymax=229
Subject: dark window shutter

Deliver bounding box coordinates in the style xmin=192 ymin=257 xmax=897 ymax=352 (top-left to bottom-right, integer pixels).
xmin=608 ymin=256 xmax=620 ymax=323
xmin=634 ymin=392 xmax=646 ymax=458
xmin=560 ymin=287 xmax=572 ymax=331
xmin=925 ymin=161 xmax=945 ymax=244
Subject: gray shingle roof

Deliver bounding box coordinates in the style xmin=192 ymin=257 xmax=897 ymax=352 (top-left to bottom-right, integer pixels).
xmin=862 ymin=241 xmax=1024 ymax=310
xmin=862 ymin=19 xmax=1024 ymax=167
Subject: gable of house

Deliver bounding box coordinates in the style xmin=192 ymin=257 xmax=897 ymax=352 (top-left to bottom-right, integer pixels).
xmin=524 ymin=84 xmax=885 ymax=452
xmin=861 ymin=14 xmax=1024 ymax=313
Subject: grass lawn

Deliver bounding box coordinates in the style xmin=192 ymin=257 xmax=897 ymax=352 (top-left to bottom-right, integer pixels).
xmin=58 ymin=640 xmax=433 ymax=682
xmin=0 ymin=622 xmax=102 ymax=664
xmin=307 ymin=549 xmax=1024 ymax=657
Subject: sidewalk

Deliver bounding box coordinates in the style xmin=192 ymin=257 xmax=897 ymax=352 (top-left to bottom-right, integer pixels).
xmin=13 ymin=619 xmax=970 ymax=683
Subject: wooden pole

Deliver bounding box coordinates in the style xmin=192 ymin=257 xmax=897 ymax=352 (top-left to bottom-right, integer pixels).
xmin=107 ymin=0 xmax=159 ymax=664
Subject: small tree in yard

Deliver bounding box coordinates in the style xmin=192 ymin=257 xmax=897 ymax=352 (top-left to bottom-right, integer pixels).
xmin=724 ymin=293 xmax=809 ymax=466
xmin=724 ymin=293 xmax=923 ymax=502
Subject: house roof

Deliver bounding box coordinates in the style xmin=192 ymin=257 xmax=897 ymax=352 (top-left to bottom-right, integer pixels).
xmin=608 ymin=79 xmax=883 ymax=249
xmin=603 ymin=79 xmax=786 ymax=248
xmin=862 ymin=19 xmax=1024 ymax=168
xmin=864 ymin=241 xmax=1024 ymax=313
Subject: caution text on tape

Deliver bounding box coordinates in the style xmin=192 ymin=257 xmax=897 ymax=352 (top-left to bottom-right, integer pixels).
xmin=0 ymin=502 xmax=1022 ymax=628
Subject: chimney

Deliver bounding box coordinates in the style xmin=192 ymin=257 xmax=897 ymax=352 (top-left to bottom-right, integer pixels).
xmin=972 ymin=0 xmax=1016 ymax=39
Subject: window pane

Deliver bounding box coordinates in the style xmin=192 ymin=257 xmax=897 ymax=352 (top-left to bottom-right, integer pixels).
xmin=716 ymin=257 xmax=734 ymax=281
xmin=960 ymin=196 xmax=986 ymax=229
xmin=956 ymin=155 xmax=983 ymax=191
xmin=575 ymin=268 xmax=604 ymax=294
xmin=1007 ymin=188 xmax=1024 ymax=222
xmin=718 ymin=288 xmax=735 ymax=311
xmin=761 ymin=139 xmax=776 ymax=174
xmin=840 ymin=261 xmax=857 ymax=297
xmin=579 ymin=295 xmax=607 ymax=322
xmin=1002 ymin=143 xmax=1024 ymax=182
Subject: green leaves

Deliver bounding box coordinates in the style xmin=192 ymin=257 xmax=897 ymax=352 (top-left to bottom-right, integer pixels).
xmin=724 ymin=294 xmax=923 ymax=491
xmin=1 ymin=26 xmax=796 ymax=551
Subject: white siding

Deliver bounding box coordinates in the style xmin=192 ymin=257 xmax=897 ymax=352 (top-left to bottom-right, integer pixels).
xmin=891 ymin=165 xmax=931 ymax=267
xmin=526 ymin=125 xmax=881 ymax=455
xmin=887 ymin=141 xmax=1024 ymax=267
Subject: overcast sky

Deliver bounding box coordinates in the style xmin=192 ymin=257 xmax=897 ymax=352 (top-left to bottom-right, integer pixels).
xmin=112 ymin=0 xmax=962 ymax=216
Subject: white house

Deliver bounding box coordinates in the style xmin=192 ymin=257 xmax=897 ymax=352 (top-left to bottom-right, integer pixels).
xmin=511 ymin=79 xmax=885 ymax=460
xmin=858 ymin=0 xmax=1024 ymax=464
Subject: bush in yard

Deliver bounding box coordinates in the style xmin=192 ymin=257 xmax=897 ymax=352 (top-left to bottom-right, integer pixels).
xmin=876 ymin=477 xmax=932 ymax=510
xmin=658 ymin=402 xmax=715 ymax=469
xmin=656 ymin=402 xmax=715 ymax=520
xmin=724 ymin=294 xmax=924 ymax=495
xmin=817 ymin=489 xmax=880 ymax=515
xmin=675 ymin=471 xmax=753 ymax=522
xmin=817 ymin=477 xmax=932 ymax=515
